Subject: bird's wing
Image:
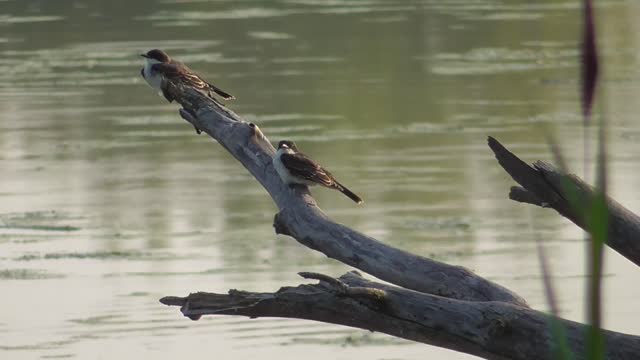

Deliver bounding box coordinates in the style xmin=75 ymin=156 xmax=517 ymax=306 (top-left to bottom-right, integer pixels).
xmin=152 ymin=63 xmax=234 ymax=100
xmin=159 ymin=78 xmax=175 ymax=103
xmin=151 ymin=63 xmax=209 ymax=91
xmin=280 ymin=152 xmax=336 ymax=187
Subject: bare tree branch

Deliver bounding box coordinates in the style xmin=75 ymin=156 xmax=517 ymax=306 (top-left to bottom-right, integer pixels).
xmin=488 ymin=136 xmax=640 ymax=267
xmin=164 ymin=84 xmax=527 ymax=306
xmin=161 ymin=271 xmax=640 ymax=360
xmin=153 ymin=82 xmax=640 ymax=360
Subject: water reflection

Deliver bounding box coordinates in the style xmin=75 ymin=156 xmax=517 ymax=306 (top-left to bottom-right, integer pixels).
xmin=2 ymin=0 xmax=640 ymax=359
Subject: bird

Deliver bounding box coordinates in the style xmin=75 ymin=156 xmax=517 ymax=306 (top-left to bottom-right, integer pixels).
xmin=273 ymin=140 xmax=363 ymax=204
xmin=140 ymin=49 xmax=234 ymax=133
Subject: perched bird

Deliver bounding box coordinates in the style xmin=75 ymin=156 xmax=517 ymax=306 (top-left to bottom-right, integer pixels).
xmin=140 ymin=49 xmax=234 ymax=103
xmin=273 ymin=140 xmax=363 ymax=204
xmin=140 ymin=49 xmax=234 ymax=133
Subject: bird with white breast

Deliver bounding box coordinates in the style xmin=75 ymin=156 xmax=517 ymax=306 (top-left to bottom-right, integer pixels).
xmin=273 ymin=140 xmax=364 ymax=204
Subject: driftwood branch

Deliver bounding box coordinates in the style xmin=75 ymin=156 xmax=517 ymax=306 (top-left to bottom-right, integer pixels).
xmin=157 ymin=85 xmax=640 ymax=359
xmin=160 ymin=271 xmax=640 ymax=360
xmin=488 ymin=136 xmax=640 ymax=267
xmin=166 ymin=85 xmax=527 ymax=306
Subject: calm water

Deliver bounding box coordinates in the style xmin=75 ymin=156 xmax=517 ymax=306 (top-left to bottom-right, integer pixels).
xmin=2 ymin=0 xmax=640 ymax=359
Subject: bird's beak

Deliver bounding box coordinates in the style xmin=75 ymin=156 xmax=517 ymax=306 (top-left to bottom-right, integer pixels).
xmin=140 ymin=54 xmax=149 ymax=58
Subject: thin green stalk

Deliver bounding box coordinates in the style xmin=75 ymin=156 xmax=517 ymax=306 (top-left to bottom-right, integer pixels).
xmin=531 ymin=217 xmax=574 ymax=360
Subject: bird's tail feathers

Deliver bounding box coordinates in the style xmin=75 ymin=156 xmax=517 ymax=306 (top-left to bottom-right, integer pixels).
xmin=208 ymin=83 xmax=235 ymax=100
xmin=335 ymin=182 xmax=364 ymax=204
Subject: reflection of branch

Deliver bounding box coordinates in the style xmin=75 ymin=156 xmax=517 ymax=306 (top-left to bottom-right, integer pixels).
xmin=166 ymin=85 xmax=526 ymax=306
xmin=488 ymin=136 xmax=640 ymax=267
xmin=161 ymin=271 xmax=640 ymax=360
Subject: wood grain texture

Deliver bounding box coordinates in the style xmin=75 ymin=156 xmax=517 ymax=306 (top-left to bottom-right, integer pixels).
xmin=161 ymin=271 xmax=640 ymax=360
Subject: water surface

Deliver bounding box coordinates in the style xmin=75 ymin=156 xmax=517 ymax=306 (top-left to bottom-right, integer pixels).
xmin=2 ymin=0 xmax=640 ymax=359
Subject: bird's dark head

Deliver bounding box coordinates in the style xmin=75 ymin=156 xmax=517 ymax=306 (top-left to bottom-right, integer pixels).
xmin=278 ymin=140 xmax=298 ymax=151
xmin=140 ymin=49 xmax=171 ymax=63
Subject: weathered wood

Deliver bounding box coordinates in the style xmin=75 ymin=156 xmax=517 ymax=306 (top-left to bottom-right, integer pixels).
xmin=154 ymin=84 xmax=640 ymax=360
xmin=488 ymin=136 xmax=640 ymax=267
xmin=161 ymin=271 xmax=640 ymax=360
xmin=166 ymin=84 xmax=527 ymax=306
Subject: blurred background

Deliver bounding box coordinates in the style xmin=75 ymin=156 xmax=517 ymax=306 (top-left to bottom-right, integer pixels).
xmin=2 ymin=0 xmax=640 ymax=359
